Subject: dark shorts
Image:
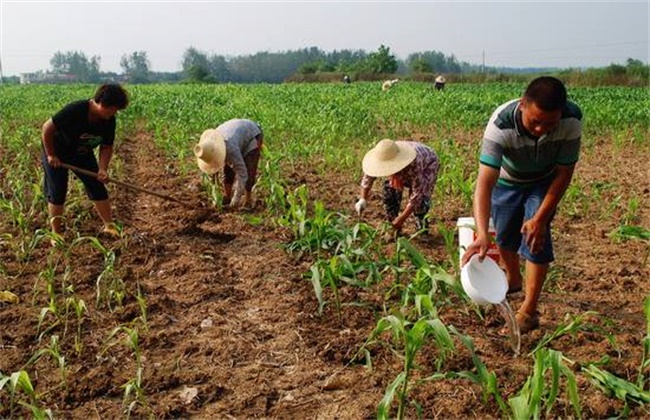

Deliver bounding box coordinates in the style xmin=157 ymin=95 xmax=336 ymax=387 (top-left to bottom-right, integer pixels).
xmin=41 ymin=150 xmax=108 ymax=205
xmin=491 ymin=177 xmax=555 ymax=264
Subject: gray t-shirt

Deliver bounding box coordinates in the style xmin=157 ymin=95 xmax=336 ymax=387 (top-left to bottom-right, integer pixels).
xmin=216 ymin=119 xmax=262 ymax=193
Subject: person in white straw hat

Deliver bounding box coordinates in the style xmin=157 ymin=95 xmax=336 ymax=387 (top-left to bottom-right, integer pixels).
xmin=194 ymin=118 xmax=263 ymax=209
xmin=355 ymin=139 xmax=440 ymax=233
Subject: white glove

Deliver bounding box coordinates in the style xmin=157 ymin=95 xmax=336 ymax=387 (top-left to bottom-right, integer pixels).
xmin=355 ymin=198 xmax=367 ymax=215
xmin=230 ymin=183 xmax=245 ymax=208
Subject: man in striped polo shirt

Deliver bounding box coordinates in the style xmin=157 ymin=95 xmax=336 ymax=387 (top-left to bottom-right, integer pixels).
xmin=461 ymin=76 xmax=582 ymax=334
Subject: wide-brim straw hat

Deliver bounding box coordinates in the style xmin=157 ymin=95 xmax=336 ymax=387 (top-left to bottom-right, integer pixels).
xmin=362 ymin=139 xmax=416 ymax=177
xmin=194 ymin=129 xmax=226 ymax=175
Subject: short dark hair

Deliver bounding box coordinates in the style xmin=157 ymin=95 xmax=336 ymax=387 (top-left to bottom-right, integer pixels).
xmin=523 ymin=76 xmax=567 ymax=112
xmin=94 ymin=83 xmax=129 ymax=109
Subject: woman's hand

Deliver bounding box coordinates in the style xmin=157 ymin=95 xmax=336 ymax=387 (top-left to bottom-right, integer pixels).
xmin=97 ymin=168 xmax=109 ymax=183
xmin=47 ymin=154 xmax=62 ymax=168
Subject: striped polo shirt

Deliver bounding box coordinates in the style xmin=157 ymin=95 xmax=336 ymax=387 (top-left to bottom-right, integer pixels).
xmin=480 ymin=99 xmax=582 ymax=187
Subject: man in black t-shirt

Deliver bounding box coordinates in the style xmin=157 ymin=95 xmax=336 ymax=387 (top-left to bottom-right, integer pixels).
xmin=41 ymin=83 xmax=129 ymax=240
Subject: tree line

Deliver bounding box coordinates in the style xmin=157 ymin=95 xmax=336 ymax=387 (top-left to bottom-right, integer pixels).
xmin=6 ymin=45 xmax=648 ymax=86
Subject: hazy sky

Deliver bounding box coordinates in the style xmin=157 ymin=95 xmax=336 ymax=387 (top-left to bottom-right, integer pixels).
xmin=1 ymin=1 xmax=648 ymax=76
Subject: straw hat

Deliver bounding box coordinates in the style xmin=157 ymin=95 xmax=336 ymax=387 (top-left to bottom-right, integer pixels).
xmin=194 ymin=129 xmax=226 ymax=175
xmin=362 ymin=139 xmax=416 ymax=177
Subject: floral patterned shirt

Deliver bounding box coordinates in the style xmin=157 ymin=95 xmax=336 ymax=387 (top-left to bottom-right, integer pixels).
xmin=361 ymin=141 xmax=440 ymax=208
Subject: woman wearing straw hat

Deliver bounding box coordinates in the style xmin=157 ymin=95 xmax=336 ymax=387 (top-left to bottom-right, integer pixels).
xmin=355 ymin=139 xmax=440 ymax=233
xmin=194 ymin=119 xmax=263 ymax=209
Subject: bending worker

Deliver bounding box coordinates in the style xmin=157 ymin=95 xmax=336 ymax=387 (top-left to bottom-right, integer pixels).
xmin=355 ymin=139 xmax=439 ymax=234
xmin=194 ymin=118 xmax=263 ymax=209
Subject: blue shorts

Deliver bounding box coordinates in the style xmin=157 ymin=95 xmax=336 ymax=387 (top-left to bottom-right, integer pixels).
xmin=41 ymin=150 xmax=108 ymax=205
xmin=491 ymin=178 xmax=555 ymax=264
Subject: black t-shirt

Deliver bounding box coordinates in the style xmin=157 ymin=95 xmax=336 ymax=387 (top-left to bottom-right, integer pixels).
xmin=52 ymin=100 xmax=116 ymax=157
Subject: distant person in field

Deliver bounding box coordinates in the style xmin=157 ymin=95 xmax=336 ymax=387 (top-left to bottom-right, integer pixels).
xmin=461 ymin=76 xmax=582 ymax=334
xmin=434 ymin=75 xmax=446 ymax=91
xmin=41 ymin=83 xmax=129 ymax=240
xmin=343 ymin=75 xmax=351 ymax=84
xmin=194 ymin=118 xmax=263 ymax=210
xmin=355 ymin=139 xmax=440 ymax=234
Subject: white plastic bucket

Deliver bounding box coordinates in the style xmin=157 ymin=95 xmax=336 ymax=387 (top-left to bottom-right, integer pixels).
xmin=461 ymin=254 xmax=508 ymax=305
xmin=457 ymin=217 xmax=500 ymax=266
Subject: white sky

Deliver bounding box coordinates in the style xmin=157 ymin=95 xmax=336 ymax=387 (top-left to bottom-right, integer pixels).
xmin=0 ymin=0 xmax=648 ymax=75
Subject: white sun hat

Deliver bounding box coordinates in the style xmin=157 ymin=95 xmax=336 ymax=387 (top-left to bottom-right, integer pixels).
xmin=362 ymin=139 xmax=417 ymax=177
xmin=194 ymin=129 xmax=226 ymax=175
xmin=461 ymin=254 xmax=508 ymax=305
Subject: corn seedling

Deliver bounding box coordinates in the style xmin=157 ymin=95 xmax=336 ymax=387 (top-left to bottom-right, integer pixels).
xmin=36 ymin=272 xmax=63 ymax=340
xmin=23 ymin=335 xmax=67 ymax=390
xmin=608 ymin=224 xmax=650 ymax=266
xmin=529 ymin=311 xmax=617 ymax=356
xmin=64 ymin=296 xmax=87 ymax=356
xmin=622 ymin=196 xmax=641 ymax=225
xmin=436 ymin=222 xmax=460 ymax=270
xmin=0 ymin=370 xmax=52 ymax=419
xmin=396 ymin=238 xmax=464 ymax=315
xmin=101 ymin=326 xmax=150 ymax=418
xmin=583 ymin=364 xmax=650 ymax=409
xmin=134 ymin=284 xmax=149 ymax=331
xmin=121 ymin=327 xmax=151 ymax=418
xmin=447 ymin=325 xmax=508 ymax=413
xmin=361 ymin=313 xmax=455 ymax=420
xmin=508 ymin=349 xmax=581 ymax=419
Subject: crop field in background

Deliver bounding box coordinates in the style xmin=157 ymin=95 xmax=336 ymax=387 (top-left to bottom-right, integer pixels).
xmin=1 ymin=82 xmax=649 ymax=418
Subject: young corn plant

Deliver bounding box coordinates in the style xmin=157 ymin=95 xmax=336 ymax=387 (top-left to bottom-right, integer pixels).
xmin=395 ymin=238 xmax=465 ymax=318
xmin=582 ymin=364 xmax=650 ymax=411
xmin=608 ymin=224 xmax=650 ymax=266
xmin=36 ymin=268 xmax=65 ymax=341
xmin=360 ymin=313 xmax=455 ymax=420
xmin=69 ymin=235 xmax=126 ymax=310
xmin=582 ymin=295 xmax=650 ymax=412
xmin=508 ymin=349 xmax=581 ymax=419
xmin=23 ymin=335 xmax=67 ymax=391
xmin=448 ymin=325 xmax=508 ymax=414
xmin=134 ymin=284 xmax=149 ymax=331
xmin=64 ymin=296 xmax=87 ymax=356
xmin=436 ymin=222 xmax=460 ymax=271
xmin=102 ymin=326 xmax=151 ymax=418
xmin=0 ymin=370 xmax=52 ymax=419
xmin=529 ymin=311 xmax=617 ymax=356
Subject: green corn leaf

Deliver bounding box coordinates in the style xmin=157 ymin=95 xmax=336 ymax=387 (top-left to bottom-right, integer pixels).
xmin=377 ymin=371 xmax=406 ymax=420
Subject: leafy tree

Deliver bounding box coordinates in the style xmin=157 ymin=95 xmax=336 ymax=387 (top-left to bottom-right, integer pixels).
xmin=182 ymin=47 xmax=212 ymax=82
xmin=410 ymin=57 xmax=433 ymax=73
xmin=120 ymin=51 xmax=150 ymax=84
xmin=50 ymin=51 xmax=100 ymax=82
xmin=187 ymin=65 xmax=211 ymax=83
xmin=209 ymin=55 xmax=231 ymax=82
xmin=625 ymin=58 xmax=649 ymax=79
xmin=364 ymin=44 xmax=398 ymax=74
xmin=407 ymin=51 xmax=462 ymax=74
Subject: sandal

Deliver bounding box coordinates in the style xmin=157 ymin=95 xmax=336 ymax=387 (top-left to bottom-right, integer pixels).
xmin=499 ymin=310 xmax=540 ymax=335
xmin=101 ymin=223 xmax=120 ymax=238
